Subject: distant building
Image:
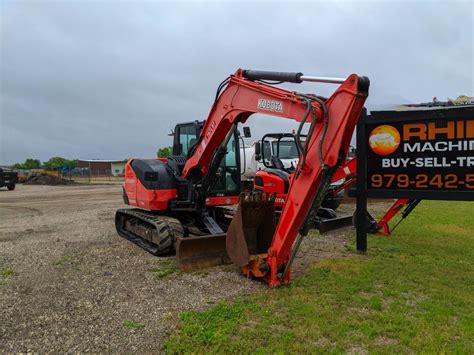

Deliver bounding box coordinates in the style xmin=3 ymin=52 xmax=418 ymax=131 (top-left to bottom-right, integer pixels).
xmin=111 ymin=161 xmax=127 ymax=176
xmin=77 ymin=159 xmax=127 ymax=176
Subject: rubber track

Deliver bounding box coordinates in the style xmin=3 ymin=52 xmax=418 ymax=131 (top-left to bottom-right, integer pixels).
xmin=115 ymin=208 xmax=184 ymax=256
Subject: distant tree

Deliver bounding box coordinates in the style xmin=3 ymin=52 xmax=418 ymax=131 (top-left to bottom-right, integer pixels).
xmin=43 ymin=157 xmax=68 ymax=169
xmin=43 ymin=157 xmax=77 ymax=169
xmin=157 ymin=146 xmax=172 ymax=158
xmin=13 ymin=158 xmax=42 ymax=169
xmin=68 ymin=159 xmax=78 ymax=168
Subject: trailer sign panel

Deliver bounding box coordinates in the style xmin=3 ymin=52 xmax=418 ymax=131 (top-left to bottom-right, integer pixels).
xmin=365 ymin=106 xmax=474 ymax=201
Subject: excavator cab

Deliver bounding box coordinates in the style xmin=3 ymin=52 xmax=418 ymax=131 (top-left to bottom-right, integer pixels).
xmin=172 ymin=120 xmax=240 ymax=198
xmin=172 ymin=121 xmax=202 ymax=157
xmin=260 ymin=133 xmax=303 ymax=172
xmin=253 ymin=133 xmax=303 ymax=197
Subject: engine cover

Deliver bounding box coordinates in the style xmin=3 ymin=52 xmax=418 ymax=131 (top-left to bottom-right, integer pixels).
xmin=123 ymin=159 xmax=178 ymax=210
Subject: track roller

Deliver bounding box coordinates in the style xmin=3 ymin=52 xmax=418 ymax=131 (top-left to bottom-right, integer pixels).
xmin=115 ymin=208 xmax=184 ymax=255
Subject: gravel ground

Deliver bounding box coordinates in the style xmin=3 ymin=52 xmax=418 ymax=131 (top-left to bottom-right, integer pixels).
xmin=0 ymin=184 xmax=391 ymax=352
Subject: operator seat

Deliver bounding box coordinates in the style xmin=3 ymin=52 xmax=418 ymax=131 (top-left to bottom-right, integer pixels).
xmin=264 ymin=155 xmax=290 ymax=193
xmin=186 ymin=138 xmax=198 ymax=157
xmin=270 ymin=155 xmax=285 ymax=170
xmin=189 ymin=138 xmax=197 ymax=150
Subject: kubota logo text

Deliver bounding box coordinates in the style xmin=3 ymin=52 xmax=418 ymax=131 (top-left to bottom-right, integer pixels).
xmin=369 ymin=125 xmax=401 ymax=156
xmin=257 ymin=99 xmax=283 ymax=112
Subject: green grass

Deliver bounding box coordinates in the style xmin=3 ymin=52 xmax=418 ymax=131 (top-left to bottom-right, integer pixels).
xmin=123 ymin=320 xmax=145 ymax=329
xmin=0 ymin=267 xmax=15 ymax=285
xmin=0 ymin=267 xmax=15 ymax=278
xmin=165 ymin=201 xmax=474 ymax=353
xmin=53 ymin=255 xmax=75 ymax=266
xmin=149 ymin=258 xmax=178 ymax=279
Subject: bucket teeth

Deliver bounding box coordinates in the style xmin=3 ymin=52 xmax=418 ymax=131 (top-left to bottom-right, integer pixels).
xmin=226 ymin=192 xmax=276 ymax=267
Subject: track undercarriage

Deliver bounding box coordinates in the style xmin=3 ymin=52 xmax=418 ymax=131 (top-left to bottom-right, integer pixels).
xmin=115 ymin=207 xmax=234 ymax=269
xmin=115 ymin=209 xmax=184 ymax=255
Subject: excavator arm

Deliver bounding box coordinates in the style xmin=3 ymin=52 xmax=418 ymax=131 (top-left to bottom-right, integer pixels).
xmin=262 ymin=75 xmax=368 ymax=286
xmin=180 ymin=69 xmax=369 ymax=287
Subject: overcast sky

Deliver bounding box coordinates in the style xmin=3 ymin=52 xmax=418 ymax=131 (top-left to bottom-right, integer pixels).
xmin=1 ymin=0 xmax=472 ymax=165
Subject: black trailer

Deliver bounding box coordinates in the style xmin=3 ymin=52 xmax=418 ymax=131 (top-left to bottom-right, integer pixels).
xmin=0 ymin=168 xmax=18 ymax=190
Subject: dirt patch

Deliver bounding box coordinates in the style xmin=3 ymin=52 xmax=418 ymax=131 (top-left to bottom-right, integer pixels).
xmin=374 ymin=336 xmax=399 ymax=346
xmin=0 ymin=185 xmax=259 ymax=352
xmin=0 ymin=184 xmax=393 ymax=352
xmin=25 ymin=174 xmax=77 ymax=186
xmin=346 ymin=346 xmax=368 ymax=354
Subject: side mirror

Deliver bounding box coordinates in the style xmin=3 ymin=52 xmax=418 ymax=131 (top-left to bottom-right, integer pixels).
xmin=243 ymin=126 xmax=251 ymax=138
xmin=255 ymin=141 xmax=261 ymax=161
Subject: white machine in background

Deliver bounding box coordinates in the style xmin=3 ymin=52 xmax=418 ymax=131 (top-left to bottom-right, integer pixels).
xmin=239 ymin=133 xmax=301 ymax=183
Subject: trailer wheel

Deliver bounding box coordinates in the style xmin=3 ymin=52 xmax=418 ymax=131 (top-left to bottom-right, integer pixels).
xmin=7 ymin=183 xmax=15 ymax=191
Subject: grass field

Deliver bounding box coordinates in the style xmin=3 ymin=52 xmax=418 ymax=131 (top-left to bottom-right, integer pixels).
xmin=165 ymin=201 xmax=474 ymax=353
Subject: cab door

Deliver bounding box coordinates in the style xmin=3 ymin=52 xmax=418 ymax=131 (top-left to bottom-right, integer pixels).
xmin=208 ymin=131 xmax=240 ymax=198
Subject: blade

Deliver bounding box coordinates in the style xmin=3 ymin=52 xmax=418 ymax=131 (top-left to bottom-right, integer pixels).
xmin=316 ymin=215 xmax=353 ymax=234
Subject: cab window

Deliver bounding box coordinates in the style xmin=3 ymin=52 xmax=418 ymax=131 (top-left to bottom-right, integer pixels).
xmin=263 ymin=141 xmax=272 ymax=163
xmin=273 ymin=140 xmax=299 ymax=159
xmin=178 ymin=125 xmax=198 ymax=156
xmin=210 ymin=133 xmax=239 ymax=196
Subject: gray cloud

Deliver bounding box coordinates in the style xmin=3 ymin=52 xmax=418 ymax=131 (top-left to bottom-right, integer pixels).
xmin=1 ymin=0 xmax=472 ymax=164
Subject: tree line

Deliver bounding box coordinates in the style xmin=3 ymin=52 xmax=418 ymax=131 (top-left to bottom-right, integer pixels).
xmin=14 ymin=146 xmax=173 ymax=170
xmin=13 ymin=157 xmax=78 ymax=170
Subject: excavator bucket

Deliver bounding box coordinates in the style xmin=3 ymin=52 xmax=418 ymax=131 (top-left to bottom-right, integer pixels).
xmin=226 ymin=193 xmax=276 ymax=267
xmin=176 ymin=234 xmax=229 ymax=271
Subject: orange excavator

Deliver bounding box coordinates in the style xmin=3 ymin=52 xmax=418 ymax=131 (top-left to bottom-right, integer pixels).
xmin=253 ymin=150 xmax=420 ymax=236
xmin=116 ymin=69 xmax=369 ymax=287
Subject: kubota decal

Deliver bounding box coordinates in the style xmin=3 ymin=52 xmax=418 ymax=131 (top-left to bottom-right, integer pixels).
xmin=257 ymin=99 xmax=283 ymax=113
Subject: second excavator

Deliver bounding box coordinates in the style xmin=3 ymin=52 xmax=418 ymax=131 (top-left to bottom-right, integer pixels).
xmin=116 ymin=69 xmax=369 ymax=287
